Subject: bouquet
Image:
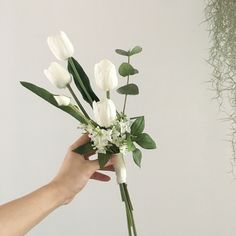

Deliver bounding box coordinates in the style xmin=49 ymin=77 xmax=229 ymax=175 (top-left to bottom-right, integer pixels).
xmin=20 ymin=31 xmax=156 ymax=236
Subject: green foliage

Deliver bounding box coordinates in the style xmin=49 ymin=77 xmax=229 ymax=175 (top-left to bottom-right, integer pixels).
xmin=115 ymin=46 xmax=142 ymax=57
xmin=98 ymin=153 xmax=111 ymax=169
xmin=129 ymin=46 xmax=142 ymax=56
xmin=134 ymin=133 xmax=156 ymax=149
xmin=115 ymin=49 xmax=130 ymax=56
xmin=117 ymin=83 xmax=139 ymax=95
xmin=73 ymin=141 xmax=94 ymax=154
xmin=131 ymin=116 xmax=145 ymax=135
xmin=20 ymin=81 xmax=87 ymax=124
xmin=205 ymin=0 xmax=236 ymax=163
xmin=68 ymin=57 xmax=99 ymax=106
xmin=118 ymin=63 xmax=138 ymax=77
xmin=132 ymin=148 xmax=142 ymax=167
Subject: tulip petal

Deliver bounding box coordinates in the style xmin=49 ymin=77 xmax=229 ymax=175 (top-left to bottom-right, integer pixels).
xmin=54 ymin=95 xmax=71 ymax=106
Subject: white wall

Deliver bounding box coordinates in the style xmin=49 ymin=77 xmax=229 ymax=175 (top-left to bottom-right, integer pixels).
xmin=1 ymin=0 xmax=236 ymax=235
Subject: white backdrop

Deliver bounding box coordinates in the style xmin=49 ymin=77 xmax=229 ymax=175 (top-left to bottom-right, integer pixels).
xmin=1 ymin=0 xmax=236 ymax=235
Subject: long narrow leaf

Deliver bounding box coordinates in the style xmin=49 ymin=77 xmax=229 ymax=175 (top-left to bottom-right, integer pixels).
xmin=20 ymin=81 xmax=87 ymax=124
xmin=68 ymin=57 xmax=99 ymax=106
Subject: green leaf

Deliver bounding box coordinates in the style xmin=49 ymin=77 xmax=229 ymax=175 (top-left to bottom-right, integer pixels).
xmin=98 ymin=153 xmax=111 ymax=169
xmin=133 ymin=148 xmax=142 ymax=167
xmin=68 ymin=57 xmax=99 ymax=106
xmin=115 ymin=49 xmax=129 ymax=56
xmin=130 ymin=46 xmax=142 ymax=56
xmin=131 ymin=116 xmax=145 ymax=135
xmin=126 ymin=135 xmax=136 ymax=152
xmin=118 ymin=63 xmax=138 ymax=77
xmin=20 ymin=81 xmax=87 ymax=124
xmin=135 ymin=133 xmax=156 ymax=149
xmin=73 ymin=142 xmax=94 ymax=154
xmin=117 ymin=83 xmax=139 ymax=95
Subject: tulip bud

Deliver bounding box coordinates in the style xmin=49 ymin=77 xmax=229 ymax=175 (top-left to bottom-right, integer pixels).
xmin=54 ymin=95 xmax=71 ymax=106
xmin=92 ymin=98 xmax=116 ymax=127
xmin=94 ymin=59 xmax=118 ymax=91
xmin=44 ymin=62 xmax=72 ymax=89
xmin=47 ymin=31 xmax=74 ymax=61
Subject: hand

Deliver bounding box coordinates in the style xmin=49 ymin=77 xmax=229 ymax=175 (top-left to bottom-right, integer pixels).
xmin=50 ymin=134 xmax=114 ymax=205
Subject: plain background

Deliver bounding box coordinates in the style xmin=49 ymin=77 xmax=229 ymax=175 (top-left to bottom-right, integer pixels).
xmin=1 ymin=0 xmax=236 ymax=235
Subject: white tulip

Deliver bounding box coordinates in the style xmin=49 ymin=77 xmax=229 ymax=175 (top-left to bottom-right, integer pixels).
xmin=92 ymin=98 xmax=116 ymax=127
xmin=47 ymin=31 xmax=74 ymax=61
xmin=53 ymin=95 xmax=71 ymax=106
xmin=113 ymin=153 xmax=127 ymax=184
xmin=94 ymin=59 xmax=118 ymax=91
xmin=44 ymin=62 xmax=72 ymax=89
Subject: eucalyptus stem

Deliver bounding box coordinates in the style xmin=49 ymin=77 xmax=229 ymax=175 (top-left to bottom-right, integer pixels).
xmin=67 ymin=84 xmax=89 ymax=119
xmin=122 ymin=56 xmax=130 ymax=114
xmin=68 ymin=57 xmax=93 ymax=105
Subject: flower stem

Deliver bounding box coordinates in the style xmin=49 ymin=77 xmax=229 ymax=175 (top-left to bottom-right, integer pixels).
xmin=119 ymin=183 xmax=137 ymax=236
xmin=67 ymin=84 xmax=90 ymax=119
xmin=68 ymin=57 xmax=93 ymax=105
xmin=106 ymin=90 xmax=110 ymax=99
xmin=122 ymin=56 xmax=130 ymax=115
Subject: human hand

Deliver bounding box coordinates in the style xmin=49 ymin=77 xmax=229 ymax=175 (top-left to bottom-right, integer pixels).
xmin=50 ymin=134 xmax=114 ymax=205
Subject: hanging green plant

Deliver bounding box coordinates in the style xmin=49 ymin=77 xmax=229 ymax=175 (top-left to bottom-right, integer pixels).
xmin=205 ymin=0 xmax=236 ymax=168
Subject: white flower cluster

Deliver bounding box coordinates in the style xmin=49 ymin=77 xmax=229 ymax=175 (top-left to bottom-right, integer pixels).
xmin=79 ymin=117 xmax=131 ymax=154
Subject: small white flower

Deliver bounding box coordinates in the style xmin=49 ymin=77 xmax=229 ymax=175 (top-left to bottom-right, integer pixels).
xmin=47 ymin=31 xmax=74 ymax=61
xmin=53 ymin=95 xmax=71 ymax=106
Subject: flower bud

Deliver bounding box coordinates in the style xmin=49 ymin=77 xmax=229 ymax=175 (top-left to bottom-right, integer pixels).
xmin=92 ymin=98 xmax=116 ymax=127
xmin=94 ymin=59 xmax=118 ymax=91
xmin=47 ymin=31 xmax=74 ymax=61
xmin=54 ymin=95 xmax=71 ymax=106
xmin=44 ymin=62 xmax=72 ymax=89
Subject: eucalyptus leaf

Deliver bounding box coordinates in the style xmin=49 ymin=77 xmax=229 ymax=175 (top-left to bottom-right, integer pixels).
xmin=68 ymin=57 xmax=99 ymax=106
xmin=118 ymin=63 xmax=138 ymax=77
xmin=135 ymin=133 xmax=156 ymax=149
xmin=117 ymin=83 xmax=139 ymax=95
xmin=98 ymin=153 xmax=111 ymax=169
xmin=115 ymin=49 xmax=129 ymax=56
xmin=133 ymin=148 xmax=142 ymax=167
xmin=20 ymin=81 xmax=87 ymax=124
xmin=73 ymin=142 xmax=94 ymax=154
xmin=131 ymin=116 xmax=145 ymax=135
xmin=130 ymin=46 xmax=142 ymax=56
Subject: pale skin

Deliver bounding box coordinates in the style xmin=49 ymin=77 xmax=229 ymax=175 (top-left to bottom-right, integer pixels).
xmin=0 ymin=135 xmax=115 ymax=236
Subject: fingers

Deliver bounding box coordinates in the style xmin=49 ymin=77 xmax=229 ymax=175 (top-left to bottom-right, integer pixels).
xmin=90 ymin=172 xmax=111 ymax=182
xmin=100 ymin=165 xmax=115 ymax=172
xmin=89 ymin=158 xmax=114 ymax=171
xmin=70 ymin=134 xmax=89 ymax=150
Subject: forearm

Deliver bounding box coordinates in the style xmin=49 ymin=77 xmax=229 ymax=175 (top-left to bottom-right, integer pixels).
xmin=0 ymin=183 xmax=64 ymax=236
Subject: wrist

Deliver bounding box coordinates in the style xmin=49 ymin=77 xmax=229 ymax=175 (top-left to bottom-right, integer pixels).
xmin=46 ymin=181 xmax=72 ymax=206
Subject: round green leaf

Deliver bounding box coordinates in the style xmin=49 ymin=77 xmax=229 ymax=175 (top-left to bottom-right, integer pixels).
xmin=117 ymin=83 xmax=139 ymax=95
xmin=118 ymin=63 xmax=138 ymax=77
xmin=130 ymin=46 xmax=142 ymax=56
xmin=115 ymin=49 xmax=129 ymax=56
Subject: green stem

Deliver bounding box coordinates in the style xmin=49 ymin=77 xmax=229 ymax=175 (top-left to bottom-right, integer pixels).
xmin=119 ymin=183 xmax=137 ymax=236
xmin=67 ymin=84 xmax=90 ymax=119
xmin=122 ymin=56 xmax=130 ymax=114
xmin=68 ymin=57 xmax=93 ymax=105
xmin=106 ymin=90 xmax=110 ymax=99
